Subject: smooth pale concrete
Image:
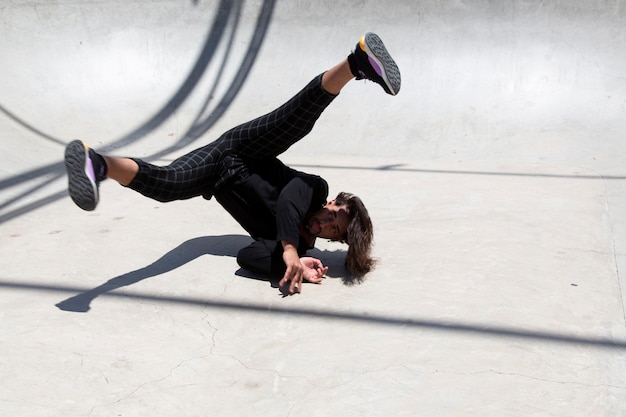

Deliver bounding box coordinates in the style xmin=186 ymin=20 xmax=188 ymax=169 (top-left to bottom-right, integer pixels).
xmin=1 ymin=1 xmax=626 ymax=416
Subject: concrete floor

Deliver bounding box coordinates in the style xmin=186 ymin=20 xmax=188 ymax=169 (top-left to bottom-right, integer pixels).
xmin=1 ymin=1 xmax=626 ymax=416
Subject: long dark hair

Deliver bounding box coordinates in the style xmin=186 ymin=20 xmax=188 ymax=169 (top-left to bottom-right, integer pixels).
xmin=335 ymin=192 xmax=376 ymax=276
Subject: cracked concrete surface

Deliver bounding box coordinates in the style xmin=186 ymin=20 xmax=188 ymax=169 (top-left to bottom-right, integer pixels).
xmin=1 ymin=0 xmax=626 ymax=416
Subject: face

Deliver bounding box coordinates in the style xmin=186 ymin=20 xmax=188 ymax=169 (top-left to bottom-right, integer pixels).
xmin=304 ymin=200 xmax=350 ymax=241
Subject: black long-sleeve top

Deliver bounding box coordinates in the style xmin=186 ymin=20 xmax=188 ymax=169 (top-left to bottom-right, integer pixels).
xmin=213 ymin=157 xmax=328 ymax=277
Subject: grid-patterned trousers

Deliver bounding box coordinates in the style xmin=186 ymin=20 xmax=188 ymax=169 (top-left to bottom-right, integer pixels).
xmin=127 ymin=73 xmax=336 ymax=202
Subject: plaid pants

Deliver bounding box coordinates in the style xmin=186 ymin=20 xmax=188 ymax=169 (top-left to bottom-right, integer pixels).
xmin=128 ymin=73 xmax=336 ymax=202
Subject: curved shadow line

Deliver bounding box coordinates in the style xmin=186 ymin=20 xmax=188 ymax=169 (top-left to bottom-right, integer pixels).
xmin=0 ymin=0 xmax=233 ymax=165
xmin=142 ymin=0 xmax=277 ymax=159
xmin=187 ymin=1 xmax=243 ymax=136
xmin=0 ymin=161 xmax=66 ymax=224
xmin=0 ymin=161 xmax=63 ymax=190
xmin=0 ymin=0 xmax=235 ymax=212
xmin=0 ymin=104 xmax=66 ymax=146
xmin=0 ymin=172 xmax=64 ymax=212
xmin=0 ymin=0 xmax=277 ymax=224
xmin=1 ymin=278 xmax=625 ymax=350
xmin=0 ymin=190 xmax=66 ymax=224
xmin=137 ymin=0 xmax=243 ymax=157
xmin=0 ymin=0 xmax=204 ymax=145
xmin=104 ymin=0 xmax=235 ymax=150
xmin=184 ymin=0 xmax=277 ymax=143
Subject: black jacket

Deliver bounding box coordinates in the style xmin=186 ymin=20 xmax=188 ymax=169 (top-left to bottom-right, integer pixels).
xmin=214 ymin=157 xmax=328 ymax=276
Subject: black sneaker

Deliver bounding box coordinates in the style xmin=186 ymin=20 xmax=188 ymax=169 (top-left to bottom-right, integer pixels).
xmin=348 ymin=32 xmax=401 ymax=96
xmin=64 ymin=140 xmax=106 ymax=211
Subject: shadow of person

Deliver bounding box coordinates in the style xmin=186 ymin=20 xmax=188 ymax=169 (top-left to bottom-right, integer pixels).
xmin=55 ymin=235 xmax=253 ymax=313
xmin=56 ymin=235 xmax=358 ymax=312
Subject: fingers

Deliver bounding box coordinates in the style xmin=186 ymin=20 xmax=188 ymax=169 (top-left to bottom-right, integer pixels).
xmin=278 ymin=265 xmax=290 ymax=287
xmin=306 ymin=258 xmax=327 ymax=277
xmin=306 ymin=275 xmax=324 ymax=284
xmin=300 ymin=257 xmax=328 ymax=274
xmin=285 ymin=273 xmax=301 ymax=294
xmin=279 ymin=260 xmax=330 ymax=295
xmin=310 ymin=258 xmax=323 ymax=268
xmin=302 ymin=264 xmax=329 ymax=284
xmin=279 ymin=266 xmax=302 ymax=294
xmin=290 ymin=277 xmax=301 ymax=294
xmin=314 ymin=264 xmax=329 ymax=279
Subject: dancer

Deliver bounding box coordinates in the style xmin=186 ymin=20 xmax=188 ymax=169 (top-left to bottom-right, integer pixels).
xmin=64 ymin=32 xmax=401 ymax=294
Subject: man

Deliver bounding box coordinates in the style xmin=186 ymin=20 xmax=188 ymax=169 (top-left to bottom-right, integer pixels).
xmin=64 ymin=32 xmax=401 ymax=294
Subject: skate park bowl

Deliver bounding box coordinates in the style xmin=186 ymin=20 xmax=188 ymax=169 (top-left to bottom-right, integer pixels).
xmin=1 ymin=1 xmax=626 ymax=415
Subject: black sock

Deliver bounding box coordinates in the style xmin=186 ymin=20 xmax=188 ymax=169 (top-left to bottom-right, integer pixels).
xmin=89 ymin=149 xmax=108 ymax=182
xmin=347 ymin=53 xmax=361 ymax=78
